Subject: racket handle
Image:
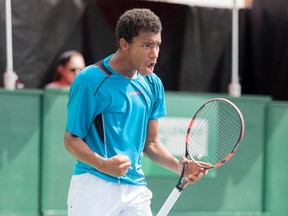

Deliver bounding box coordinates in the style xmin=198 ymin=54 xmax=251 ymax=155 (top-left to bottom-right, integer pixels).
xmin=156 ymin=187 xmax=182 ymax=216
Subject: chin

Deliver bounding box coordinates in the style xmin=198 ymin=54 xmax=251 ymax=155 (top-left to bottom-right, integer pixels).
xmin=139 ymin=71 xmax=152 ymax=77
xmin=139 ymin=68 xmax=153 ymax=76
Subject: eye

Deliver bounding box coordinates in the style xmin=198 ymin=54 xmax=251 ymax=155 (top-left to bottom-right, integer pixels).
xmin=142 ymin=42 xmax=161 ymax=49
xmin=142 ymin=43 xmax=150 ymax=48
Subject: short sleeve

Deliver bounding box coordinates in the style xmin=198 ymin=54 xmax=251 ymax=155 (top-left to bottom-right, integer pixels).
xmin=65 ymin=83 xmax=97 ymax=139
xmin=149 ymin=74 xmax=167 ymax=120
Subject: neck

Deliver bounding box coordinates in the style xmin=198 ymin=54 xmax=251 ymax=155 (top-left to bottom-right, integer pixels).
xmin=109 ymin=51 xmax=137 ymax=78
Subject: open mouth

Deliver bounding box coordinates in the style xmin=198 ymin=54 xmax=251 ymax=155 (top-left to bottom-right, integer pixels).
xmin=146 ymin=62 xmax=156 ymax=71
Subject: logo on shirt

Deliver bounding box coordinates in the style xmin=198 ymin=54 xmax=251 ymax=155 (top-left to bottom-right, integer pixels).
xmin=129 ymin=91 xmax=143 ymax=96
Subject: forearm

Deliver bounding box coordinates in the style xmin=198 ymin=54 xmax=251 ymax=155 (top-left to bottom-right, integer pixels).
xmin=64 ymin=131 xmax=131 ymax=176
xmin=144 ymin=119 xmax=208 ymax=184
xmin=144 ymin=140 xmax=181 ymax=175
xmin=64 ymin=131 xmax=103 ymax=170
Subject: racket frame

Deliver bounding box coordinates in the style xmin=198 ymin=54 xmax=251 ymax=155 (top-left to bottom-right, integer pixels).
xmin=186 ymin=98 xmax=245 ymax=170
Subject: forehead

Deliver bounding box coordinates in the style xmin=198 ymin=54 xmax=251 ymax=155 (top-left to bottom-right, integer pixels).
xmin=133 ymin=31 xmax=161 ymax=43
xmin=68 ymin=55 xmax=85 ymax=65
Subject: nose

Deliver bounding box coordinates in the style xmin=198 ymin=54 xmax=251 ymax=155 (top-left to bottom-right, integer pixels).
xmin=150 ymin=46 xmax=159 ymax=59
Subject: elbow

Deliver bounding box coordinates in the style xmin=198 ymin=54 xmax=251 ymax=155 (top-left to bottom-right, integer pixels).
xmin=143 ymin=142 xmax=156 ymax=158
xmin=143 ymin=142 xmax=150 ymax=155
xmin=64 ymin=131 xmax=73 ymax=153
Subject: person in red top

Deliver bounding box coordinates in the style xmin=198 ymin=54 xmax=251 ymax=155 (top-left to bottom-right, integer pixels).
xmin=46 ymin=50 xmax=85 ymax=88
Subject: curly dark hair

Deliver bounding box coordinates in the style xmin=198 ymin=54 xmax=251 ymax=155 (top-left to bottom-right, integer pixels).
xmin=115 ymin=8 xmax=162 ymax=48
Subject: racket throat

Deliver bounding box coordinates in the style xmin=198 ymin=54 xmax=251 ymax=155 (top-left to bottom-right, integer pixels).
xmin=176 ymin=178 xmax=188 ymax=191
xmin=176 ymin=162 xmax=188 ymax=190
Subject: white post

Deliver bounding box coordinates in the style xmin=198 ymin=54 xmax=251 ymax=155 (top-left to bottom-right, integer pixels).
xmin=3 ymin=0 xmax=18 ymax=90
xmin=228 ymin=0 xmax=241 ymax=97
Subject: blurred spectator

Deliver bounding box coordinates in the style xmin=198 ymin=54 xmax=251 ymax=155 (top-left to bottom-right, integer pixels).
xmin=46 ymin=50 xmax=85 ymax=88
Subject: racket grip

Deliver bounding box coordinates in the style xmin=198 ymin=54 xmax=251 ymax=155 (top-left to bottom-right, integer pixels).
xmin=156 ymin=188 xmax=182 ymax=216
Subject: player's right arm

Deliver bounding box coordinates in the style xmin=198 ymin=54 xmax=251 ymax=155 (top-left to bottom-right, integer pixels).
xmin=64 ymin=131 xmax=131 ymax=176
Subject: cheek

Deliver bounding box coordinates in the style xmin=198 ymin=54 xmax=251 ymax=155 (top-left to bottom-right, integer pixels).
xmin=69 ymin=73 xmax=76 ymax=79
xmin=132 ymin=49 xmax=148 ymax=63
xmin=64 ymin=72 xmax=75 ymax=81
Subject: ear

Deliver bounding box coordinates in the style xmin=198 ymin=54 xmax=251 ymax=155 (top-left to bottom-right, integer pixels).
xmin=119 ymin=38 xmax=129 ymax=50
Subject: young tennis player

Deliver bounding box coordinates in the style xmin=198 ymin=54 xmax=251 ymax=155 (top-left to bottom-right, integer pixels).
xmin=64 ymin=8 xmax=208 ymax=215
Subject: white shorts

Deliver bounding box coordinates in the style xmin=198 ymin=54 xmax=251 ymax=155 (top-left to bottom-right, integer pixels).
xmin=67 ymin=173 xmax=153 ymax=216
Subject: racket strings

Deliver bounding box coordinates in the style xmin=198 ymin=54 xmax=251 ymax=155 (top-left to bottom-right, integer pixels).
xmin=210 ymin=103 xmax=241 ymax=160
xmin=187 ymin=100 xmax=242 ymax=166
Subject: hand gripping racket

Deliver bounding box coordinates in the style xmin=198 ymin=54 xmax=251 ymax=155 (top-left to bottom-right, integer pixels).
xmin=157 ymin=98 xmax=245 ymax=216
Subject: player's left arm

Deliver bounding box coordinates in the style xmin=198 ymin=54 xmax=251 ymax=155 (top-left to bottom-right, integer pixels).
xmin=143 ymin=119 xmax=205 ymax=182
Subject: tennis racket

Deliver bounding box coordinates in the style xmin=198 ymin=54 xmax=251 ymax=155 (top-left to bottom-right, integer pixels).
xmin=157 ymin=98 xmax=245 ymax=216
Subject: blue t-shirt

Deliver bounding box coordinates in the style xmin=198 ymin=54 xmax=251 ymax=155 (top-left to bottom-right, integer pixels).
xmin=66 ymin=54 xmax=167 ymax=185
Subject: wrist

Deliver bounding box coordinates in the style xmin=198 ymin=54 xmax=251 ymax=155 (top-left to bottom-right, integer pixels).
xmin=93 ymin=152 xmax=106 ymax=172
